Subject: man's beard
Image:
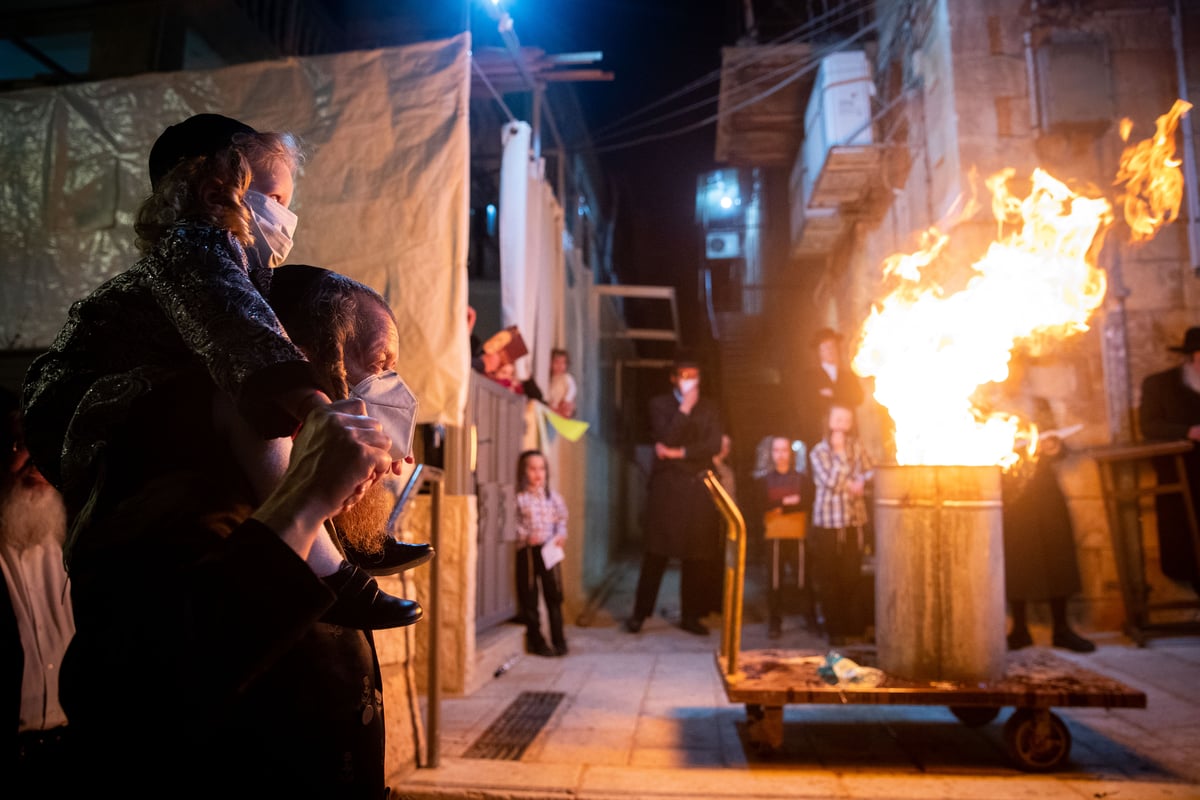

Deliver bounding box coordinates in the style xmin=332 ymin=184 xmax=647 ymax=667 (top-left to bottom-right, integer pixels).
xmin=333 ymin=480 xmax=397 ymax=555
xmin=0 ymin=481 xmax=68 ymax=552
xmin=1184 ymin=359 xmax=1200 ymax=395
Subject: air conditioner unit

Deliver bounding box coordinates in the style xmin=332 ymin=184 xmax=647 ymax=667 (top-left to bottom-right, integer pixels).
xmin=705 ymin=230 xmax=740 ymax=259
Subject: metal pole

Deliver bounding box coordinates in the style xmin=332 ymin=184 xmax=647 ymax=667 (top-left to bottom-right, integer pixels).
xmin=425 ymin=469 xmax=445 ymax=767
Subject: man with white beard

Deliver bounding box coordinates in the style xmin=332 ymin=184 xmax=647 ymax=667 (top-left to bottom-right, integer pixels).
xmin=1 ymin=387 xmax=75 ymax=797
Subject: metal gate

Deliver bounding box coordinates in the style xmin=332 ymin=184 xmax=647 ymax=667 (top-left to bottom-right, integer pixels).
xmin=469 ymin=373 xmax=526 ymax=631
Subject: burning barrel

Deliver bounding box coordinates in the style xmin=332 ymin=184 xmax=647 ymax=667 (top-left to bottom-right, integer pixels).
xmin=874 ymin=465 xmax=1007 ymax=684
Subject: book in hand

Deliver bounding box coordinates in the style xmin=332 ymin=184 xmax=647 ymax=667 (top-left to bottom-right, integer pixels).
xmin=482 ymin=325 xmax=528 ymax=364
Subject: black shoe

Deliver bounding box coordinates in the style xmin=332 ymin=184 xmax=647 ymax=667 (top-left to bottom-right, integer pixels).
xmin=553 ymin=642 xmax=569 ymax=656
xmin=529 ymin=641 xmax=555 ymax=657
xmin=680 ymin=618 xmax=710 ymax=636
xmin=321 ymin=563 xmax=423 ymax=629
xmin=624 ymin=616 xmax=644 ymax=633
xmin=344 ymin=538 xmax=434 ymax=576
xmin=1007 ymin=627 xmax=1034 ymax=651
xmin=1052 ymin=628 xmax=1096 ymax=653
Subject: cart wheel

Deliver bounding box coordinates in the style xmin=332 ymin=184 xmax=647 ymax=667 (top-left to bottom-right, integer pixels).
xmin=744 ymin=703 xmax=784 ymax=753
xmin=949 ymin=706 xmax=1000 ymax=727
xmin=1002 ymin=708 xmax=1072 ymax=772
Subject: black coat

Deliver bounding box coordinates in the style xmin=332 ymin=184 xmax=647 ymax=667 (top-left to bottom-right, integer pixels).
xmin=57 ymin=375 xmax=387 ymax=799
xmin=1138 ymin=365 xmax=1200 ymax=582
xmin=793 ymin=362 xmax=865 ymax=450
xmin=1001 ymin=447 xmax=1082 ymax=601
xmin=641 ymin=392 xmax=723 ymax=560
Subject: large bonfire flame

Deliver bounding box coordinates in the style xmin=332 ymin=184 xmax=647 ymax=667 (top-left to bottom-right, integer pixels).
xmin=851 ymin=101 xmax=1190 ymax=467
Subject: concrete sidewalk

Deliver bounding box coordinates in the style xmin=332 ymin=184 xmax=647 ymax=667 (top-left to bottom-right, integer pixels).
xmin=395 ymin=563 xmax=1200 ymax=800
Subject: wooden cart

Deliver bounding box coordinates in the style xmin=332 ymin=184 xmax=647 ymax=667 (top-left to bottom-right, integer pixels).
xmin=702 ymin=472 xmax=1149 ymax=772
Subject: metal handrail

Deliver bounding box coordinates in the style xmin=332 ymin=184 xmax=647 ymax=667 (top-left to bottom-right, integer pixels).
xmin=702 ymin=470 xmax=746 ymax=677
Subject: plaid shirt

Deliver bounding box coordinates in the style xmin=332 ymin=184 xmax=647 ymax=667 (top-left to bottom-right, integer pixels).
xmin=809 ymin=436 xmax=873 ymax=529
xmin=515 ymin=488 xmax=568 ymax=546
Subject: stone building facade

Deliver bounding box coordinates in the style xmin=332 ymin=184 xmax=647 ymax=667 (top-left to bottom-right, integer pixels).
xmin=808 ymin=0 xmax=1199 ymax=630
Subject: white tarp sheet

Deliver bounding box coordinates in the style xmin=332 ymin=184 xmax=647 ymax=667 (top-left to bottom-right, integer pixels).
xmin=498 ymin=121 xmax=564 ymax=395
xmin=0 ymin=34 xmax=471 ymax=426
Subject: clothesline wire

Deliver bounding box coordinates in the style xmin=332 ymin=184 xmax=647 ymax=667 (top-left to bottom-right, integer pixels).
xmin=588 ymin=0 xmax=875 ymax=142
xmin=471 ymin=52 xmax=517 ymax=123
xmin=592 ymin=19 xmax=881 ymax=155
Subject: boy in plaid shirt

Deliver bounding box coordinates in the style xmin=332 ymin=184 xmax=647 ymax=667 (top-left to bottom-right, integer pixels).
xmin=808 ymin=403 xmax=874 ymax=644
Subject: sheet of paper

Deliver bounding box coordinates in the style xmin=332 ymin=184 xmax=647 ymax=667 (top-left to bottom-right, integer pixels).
xmin=540 ymin=539 xmax=565 ymax=570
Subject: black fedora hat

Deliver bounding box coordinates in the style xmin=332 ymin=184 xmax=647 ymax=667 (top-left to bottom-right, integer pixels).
xmin=1168 ymin=327 xmax=1200 ymax=354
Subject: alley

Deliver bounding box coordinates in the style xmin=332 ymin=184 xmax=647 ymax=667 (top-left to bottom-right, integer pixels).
xmin=400 ymin=558 xmax=1200 ymax=799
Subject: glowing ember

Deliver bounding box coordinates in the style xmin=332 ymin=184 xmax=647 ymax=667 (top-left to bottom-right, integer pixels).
xmin=852 ymin=168 xmax=1112 ymax=466
xmin=1116 ymin=98 xmax=1192 ymax=242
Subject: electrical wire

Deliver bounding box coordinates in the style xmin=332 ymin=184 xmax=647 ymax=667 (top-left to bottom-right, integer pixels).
xmin=587 ymin=0 xmax=874 ymax=142
xmin=592 ymin=19 xmax=881 ymax=155
xmin=471 ymin=52 xmax=517 ymax=123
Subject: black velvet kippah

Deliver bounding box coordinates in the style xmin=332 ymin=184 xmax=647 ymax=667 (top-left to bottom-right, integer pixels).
xmin=148 ymin=113 xmax=256 ymax=190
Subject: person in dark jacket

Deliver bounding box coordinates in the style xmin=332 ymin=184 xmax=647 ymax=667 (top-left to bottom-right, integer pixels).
xmin=752 ymin=436 xmax=814 ymax=640
xmin=793 ymin=328 xmax=865 ymax=452
xmin=625 ymin=353 xmax=723 ymax=636
xmin=1138 ymin=326 xmax=1200 ymax=594
xmin=1001 ymin=413 xmax=1094 ymax=653
xmin=56 ymin=266 xmax=418 ymax=799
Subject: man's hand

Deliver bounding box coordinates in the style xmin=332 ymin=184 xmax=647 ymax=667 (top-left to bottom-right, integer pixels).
xmin=253 ymin=398 xmax=393 ymax=548
xmin=1188 ymin=424 xmax=1200 ymax=442
xmin=655 ymin=442 xmax=684 ymax=460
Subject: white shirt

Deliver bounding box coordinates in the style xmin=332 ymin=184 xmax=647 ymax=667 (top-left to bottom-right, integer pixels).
xmin=547 ymin=373 xmax=577 ymax=408
xmin=0 ymin=539 xmax=73 ymax=732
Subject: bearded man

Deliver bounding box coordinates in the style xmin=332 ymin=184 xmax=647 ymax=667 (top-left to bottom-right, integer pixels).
xmin=1 ymin=387 xmax=75 ymax=797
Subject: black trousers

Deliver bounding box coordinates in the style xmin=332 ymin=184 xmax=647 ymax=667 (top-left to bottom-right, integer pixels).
xmin=516 ymin=544 xmax=565 ymax=649
xmin=12 ymin=725 xmax=77 ymax=799
xmin=807 ymin=525 xmax=869 ymax=639
xmin=632 ymin=552 xmax=709 ymax=621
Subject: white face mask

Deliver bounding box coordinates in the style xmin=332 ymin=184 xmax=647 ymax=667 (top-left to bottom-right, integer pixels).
xmin=350 ymin=370 xmax=419 ymax=461
xmin=244 ymin=189 xmax=298 ymax=269
xmin=678 ymin=378 xmax=699 ymax=395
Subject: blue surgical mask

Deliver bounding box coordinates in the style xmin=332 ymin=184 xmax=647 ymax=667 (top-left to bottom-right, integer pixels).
xmin=350 ymin=370 xmax=419 ymax=461
xmin=244 ymin=189 xmax=297 ymax=268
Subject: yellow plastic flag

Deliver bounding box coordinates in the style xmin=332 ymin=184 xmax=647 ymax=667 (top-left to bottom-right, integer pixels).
xmin=544 ymin=406 xmax=589 ymax=442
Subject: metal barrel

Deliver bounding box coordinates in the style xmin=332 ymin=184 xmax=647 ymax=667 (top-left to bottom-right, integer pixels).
xmin=874 ymin=465 xmax=1006 ymax=683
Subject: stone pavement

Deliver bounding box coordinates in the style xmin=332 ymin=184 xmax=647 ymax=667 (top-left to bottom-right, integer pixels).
xmin=393 ymin=560 xmax=1200 ymax=800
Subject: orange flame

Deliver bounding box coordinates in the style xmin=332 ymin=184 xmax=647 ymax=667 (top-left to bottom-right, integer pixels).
xmin=1115 ymin=98 xmax=1192 ymax=242
xmin=852 ymin=169 xmax=1112 ymax=466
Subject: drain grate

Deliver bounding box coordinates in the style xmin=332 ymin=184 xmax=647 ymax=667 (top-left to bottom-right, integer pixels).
xmin=463 ymin=690 xmax=565 ymax=760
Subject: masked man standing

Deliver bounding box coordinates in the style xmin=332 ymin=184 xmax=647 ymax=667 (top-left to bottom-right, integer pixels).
xmin=625 ymin=353 xmax=724 ymax=636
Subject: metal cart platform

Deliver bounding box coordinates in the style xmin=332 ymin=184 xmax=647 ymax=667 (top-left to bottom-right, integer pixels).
xmin=702 ymin=471 xmax=1148 ymax=772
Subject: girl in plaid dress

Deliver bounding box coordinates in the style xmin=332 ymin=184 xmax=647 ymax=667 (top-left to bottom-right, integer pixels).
xmin=514 ymin=450 xmax=569 ymax=656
